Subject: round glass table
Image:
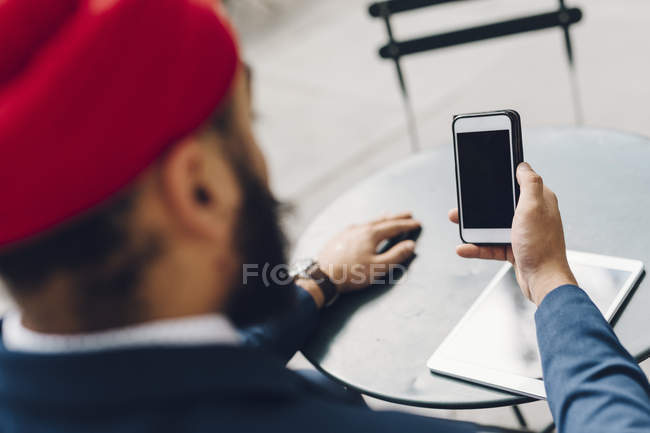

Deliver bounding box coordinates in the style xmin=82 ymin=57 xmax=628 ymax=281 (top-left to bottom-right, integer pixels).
xmin=292 ymin=127 xmax=650 ymax=408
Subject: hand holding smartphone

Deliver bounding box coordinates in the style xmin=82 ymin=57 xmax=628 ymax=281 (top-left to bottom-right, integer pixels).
xmin=452 ymin=110 xmax=524 ymax=245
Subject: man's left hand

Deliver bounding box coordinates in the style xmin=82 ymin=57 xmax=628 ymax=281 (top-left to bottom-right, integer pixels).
xmin=317 ymin=212 xmax=420 ymax=293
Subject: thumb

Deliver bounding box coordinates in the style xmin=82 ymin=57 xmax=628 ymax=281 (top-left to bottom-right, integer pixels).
xmin=516 ymin=162 xmax=544 ymax=201
xmin=374 ymin=239 xmax=416 ymax=264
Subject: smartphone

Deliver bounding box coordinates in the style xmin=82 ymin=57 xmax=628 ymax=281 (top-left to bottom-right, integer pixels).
xmin=452 ymin=110 xmax=524 ymax=245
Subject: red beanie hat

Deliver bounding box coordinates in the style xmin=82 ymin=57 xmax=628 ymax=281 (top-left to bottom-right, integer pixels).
xmin=0 ymin=0 xmax=239 ymax=247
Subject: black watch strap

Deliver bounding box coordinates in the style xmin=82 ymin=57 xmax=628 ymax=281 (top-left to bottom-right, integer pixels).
xmin=305 ymin=264 xmax=339 ymax=307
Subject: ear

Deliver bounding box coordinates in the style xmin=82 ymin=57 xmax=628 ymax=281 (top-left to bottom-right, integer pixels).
xmin=157 ymin=137 xmax=241 ymax=242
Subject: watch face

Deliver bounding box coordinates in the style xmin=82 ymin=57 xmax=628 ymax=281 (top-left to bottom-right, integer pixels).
xmin=289 ymin=258 xmax=315 ymax=278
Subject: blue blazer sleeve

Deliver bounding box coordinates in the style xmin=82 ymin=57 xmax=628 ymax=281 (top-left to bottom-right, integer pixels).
xmin=535 ymin=285 xmax=650 ymax=433
xmin=238 ymin=284 xmax=319 ymax=364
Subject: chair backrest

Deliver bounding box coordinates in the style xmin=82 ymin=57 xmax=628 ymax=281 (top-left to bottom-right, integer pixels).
xmin=368 ymin=0 xmax=584 ymax=152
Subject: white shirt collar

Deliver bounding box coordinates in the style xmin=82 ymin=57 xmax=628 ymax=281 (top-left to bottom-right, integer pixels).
xmin=2 ymin=310 xmax=241 ymax=354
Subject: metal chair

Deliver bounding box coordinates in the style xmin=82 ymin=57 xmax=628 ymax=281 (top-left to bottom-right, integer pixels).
xmin=368 ymin=0 xmax=584 ymax=153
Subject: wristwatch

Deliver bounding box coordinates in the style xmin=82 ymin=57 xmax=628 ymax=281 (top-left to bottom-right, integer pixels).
xmin=290 ymin=259 xmax=340 ymax=307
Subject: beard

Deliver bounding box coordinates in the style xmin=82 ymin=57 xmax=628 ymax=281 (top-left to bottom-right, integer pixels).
xmin=225 ymin=168 xmax=298 ymax=328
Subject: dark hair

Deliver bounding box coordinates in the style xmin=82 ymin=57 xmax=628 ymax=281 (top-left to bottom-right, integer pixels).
xmin=0 ymin=187 xmax=163 ymax=329
xmin=0 ymin=190 xmax=128 ymax=287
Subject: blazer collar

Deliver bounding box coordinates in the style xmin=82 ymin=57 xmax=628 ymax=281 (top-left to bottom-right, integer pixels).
xmin=0 ymin=324 xmax=302 ymax=408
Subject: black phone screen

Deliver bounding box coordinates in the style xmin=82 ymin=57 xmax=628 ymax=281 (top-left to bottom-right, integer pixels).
xmin=456 ymin=129 xmax=515 ymax=229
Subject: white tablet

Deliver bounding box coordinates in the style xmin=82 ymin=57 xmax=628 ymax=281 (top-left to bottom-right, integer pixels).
xmin=427 ymin=250 xmax=644 ymax=399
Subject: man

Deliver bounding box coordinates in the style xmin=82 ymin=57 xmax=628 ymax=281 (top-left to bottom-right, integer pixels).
xmin=0 ymin=2 xmax=644 ymax=433
xmin=0 ymin=1 xmax=511 ymax=432
xmin=449 ymin=163 xmax=650 ymax=432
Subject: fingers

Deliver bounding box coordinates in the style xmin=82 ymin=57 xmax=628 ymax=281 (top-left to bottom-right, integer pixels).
xmin=448 ymin=208 xmax=459 ymax=224
xmin=374 ymin=239 xmax=416 ymax=264
xmin=372 ymin=218 xmax=421 ymax=241
xmin=516 ymin=162 xmax=544 ymax=201
xmin=369 ymin=212 xmax=413 ymax=225
xmin=456 ymin=244 xmax=510 ymax=261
